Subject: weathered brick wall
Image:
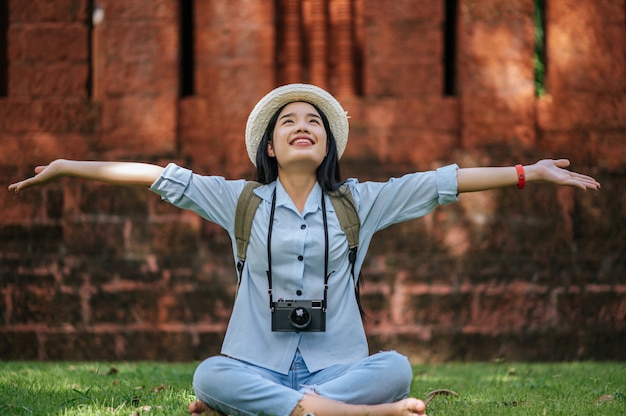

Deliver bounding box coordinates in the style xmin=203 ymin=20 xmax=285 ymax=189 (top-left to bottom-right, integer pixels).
xmin=1 ymin=0 xmax=624 ymax=362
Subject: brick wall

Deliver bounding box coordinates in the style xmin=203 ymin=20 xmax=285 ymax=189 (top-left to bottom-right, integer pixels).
xmin=1 ymin=0 xmax=624 ymax=362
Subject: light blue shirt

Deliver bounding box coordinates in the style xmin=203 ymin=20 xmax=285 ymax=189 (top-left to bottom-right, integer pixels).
xmin=150 ymin=163 xmax=459 ymax=374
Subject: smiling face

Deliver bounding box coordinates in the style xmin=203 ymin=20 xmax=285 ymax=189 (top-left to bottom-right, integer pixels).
xmin=268 ymin=101 xmax=328 ymax=174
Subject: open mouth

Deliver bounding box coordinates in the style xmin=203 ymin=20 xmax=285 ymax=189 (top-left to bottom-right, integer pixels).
xmin=290 ymin=136 xmax=315 ymax=146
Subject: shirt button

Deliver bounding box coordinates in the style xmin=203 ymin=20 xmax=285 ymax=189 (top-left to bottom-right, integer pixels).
xmin=300 ymin=224 xmax=306 ymax=230
xmin=296 ymin=290 xmax=302 ymax=296
xmin=297 ymin=255 xmax=304 ymax=261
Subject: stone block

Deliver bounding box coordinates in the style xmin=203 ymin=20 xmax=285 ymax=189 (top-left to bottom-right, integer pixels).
xmin=101 ymin=0 xmax=177 ymax=21
xmin=0 ymin=100 xmax=42 ymax=132
xmin=547 ymin=1 xmax=626 ymax=95
xmin=118 ymin=331 xmax=196 ymax=361
xmin=64 ymin=222 xmax=125 ymax=256
xmin=44 ymin=331 xmax=119 ymax=360
xmin=556 ymin=290 xmax=626 ymax=330
xmin=0 ymin=224 xmax=64 ymax=255
xmin=0 ymin=331 xmax=39 ymax=359
xmin=78 ymin=183 xmax=150 ymax=216
xmin=91 ymin=290 xmax=160 ymax=324
xmin=39 ymin=101 xmax=100 ymax=133
xmin=9 ymin=283 xmax=81 ymax=326
xmin=9 ymin=0 xmax=88 ymax=23
xmin=195 ymin=332 xmax=226 ymax=359
xmin=474 ymin=289 xmax=551 ymax=332
xmin=163 ymin=284 xmax=233 ymax=324
xmin=8 ymin=24 xmax=88 ymax=62
xmin=536 ymin=94 xmax=626 ymax=131
xmin=409 ymin=293 xmax=472 ymax=327
xmin=9 ymin=62 xmax=89 ymax=98
xmin=98 ymin=95 xmax=177 ymax=154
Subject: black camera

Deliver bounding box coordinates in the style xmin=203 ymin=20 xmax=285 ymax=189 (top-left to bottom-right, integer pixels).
xmin=271 ymin=300 xmax=326 ymax=332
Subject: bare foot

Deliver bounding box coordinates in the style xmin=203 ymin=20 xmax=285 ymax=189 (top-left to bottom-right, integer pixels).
xmin=292 ymin=394 xmax=427 ymax=416
xmin=396 ymin=398 xmax=427 ymax=415
xmin=188 ymin=400 xmax=225 ymax=416
xmin=188 ymin=401 xmax=208 ymax=415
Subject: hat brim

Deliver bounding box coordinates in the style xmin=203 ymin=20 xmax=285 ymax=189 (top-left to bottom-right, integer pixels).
xmin=245 ymin=84 xmax=349 ymax=166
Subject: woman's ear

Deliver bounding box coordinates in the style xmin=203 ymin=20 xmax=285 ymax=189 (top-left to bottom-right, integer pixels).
xmin=267 ymin=141 xmax=275 ymax=157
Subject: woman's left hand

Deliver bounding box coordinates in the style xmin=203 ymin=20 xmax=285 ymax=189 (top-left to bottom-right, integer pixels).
xmin=531 ymin=159 xmax=600 ymax=190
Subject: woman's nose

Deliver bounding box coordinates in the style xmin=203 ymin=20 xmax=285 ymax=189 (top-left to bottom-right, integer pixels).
xmin=294 ymin=119 xmax=310 ymax=132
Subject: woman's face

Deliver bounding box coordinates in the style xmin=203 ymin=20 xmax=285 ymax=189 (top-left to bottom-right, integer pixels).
xmin=268 ymin=102 xmax=328 ymax=172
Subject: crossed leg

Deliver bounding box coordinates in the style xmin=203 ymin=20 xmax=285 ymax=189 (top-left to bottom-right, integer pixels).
xmin=189 ymin=395 xmax=427 ymax=416
xmin=190 ymin=352 xmax=426 ymax=416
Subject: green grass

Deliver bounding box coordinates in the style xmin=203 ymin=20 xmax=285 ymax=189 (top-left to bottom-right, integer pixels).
xmin=0 ymin=361 xmax=624 ymax=415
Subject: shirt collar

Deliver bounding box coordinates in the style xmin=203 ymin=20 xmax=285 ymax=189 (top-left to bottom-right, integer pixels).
xmin=253 ymin=179 xmax=323 ymax=216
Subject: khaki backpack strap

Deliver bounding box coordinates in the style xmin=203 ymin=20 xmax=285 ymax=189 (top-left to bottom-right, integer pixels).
xmin=235 ymin=181 xmax=262 ymax=266
xmin=328 ymin=184 xmax=360 ymax=251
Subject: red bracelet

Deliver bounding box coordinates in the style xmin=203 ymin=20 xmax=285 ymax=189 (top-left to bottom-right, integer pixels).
xmin=515 ymin=164 xmax=525 ymax=189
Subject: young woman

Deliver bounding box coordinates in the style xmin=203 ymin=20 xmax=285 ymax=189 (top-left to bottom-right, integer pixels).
xmin=9 ymin=84 xmax=600 ymax=416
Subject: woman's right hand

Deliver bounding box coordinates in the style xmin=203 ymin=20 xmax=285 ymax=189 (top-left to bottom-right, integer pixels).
xmin=8 ymin=159 xmax=67 ymax=193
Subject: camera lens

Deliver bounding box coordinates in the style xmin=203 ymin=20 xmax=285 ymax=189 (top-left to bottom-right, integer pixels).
xmin=289 ymin=307 xmax=311 ymax=329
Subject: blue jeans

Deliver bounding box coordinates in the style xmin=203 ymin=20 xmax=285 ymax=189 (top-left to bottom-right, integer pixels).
xmin=192 ymin=350 xmax=413 ymax=416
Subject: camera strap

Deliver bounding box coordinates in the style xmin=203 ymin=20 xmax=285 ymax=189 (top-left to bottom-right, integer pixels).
xmin=266 ymin=189 xmax=331 ymax=312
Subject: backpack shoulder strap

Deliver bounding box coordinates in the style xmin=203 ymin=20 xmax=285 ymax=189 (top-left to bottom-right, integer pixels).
xmin=235 ymin=181 xmax=360 ymax=273
xmin=235 ymin=181 xmax=262 ymax=266
xmin=328 ymin=184 xmax=360 ymax=254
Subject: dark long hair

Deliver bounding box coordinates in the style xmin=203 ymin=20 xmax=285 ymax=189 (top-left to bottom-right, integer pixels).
xmin=255 ymin=102 xmax=342 ymax=192
xmin=254 ymin=102 xmax=366 ymax=318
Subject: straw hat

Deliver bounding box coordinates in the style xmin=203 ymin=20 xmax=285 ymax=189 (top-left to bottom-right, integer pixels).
xmin=245 ymin=84 xmax=349 ymax=166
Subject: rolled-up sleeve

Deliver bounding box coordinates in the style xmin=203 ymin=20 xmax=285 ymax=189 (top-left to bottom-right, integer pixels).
xmin=435 ymin=163 xmax=459 ymax=205
xmin=150 ymin=163 xmax=194 ymax=205
xmin=150 ymin=163 xmax=243 ymax=229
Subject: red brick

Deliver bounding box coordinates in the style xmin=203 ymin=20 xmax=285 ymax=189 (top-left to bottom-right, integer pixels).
xmin=8 ymin=24 xmax=89 ymax=62
xmin=536 ymin=94 xmax=626 ymax=131
xmin=64 ymin=222 xmax=126 ymax=256
xmin=9 ymin=0 xmax=89 ymax=23
xmin=195 ymin=0 xmax=273 ymax=27
xmin=0 ymin=332 xmax=39 ymax=359
xmin=98 ymin=96 xmax=177 ymax=154
xmin=78 ymin=183 xmax=150 ymax=216
xmin=557 ymin=290 xmax=626 ymax=329
xmin=0 ymin=100 xmax=41 ymax=132
xmin=91 ymin=290 xmax=160 ymax=324
xmin=547 ymin=1 xmax=626 ymax=95
xmin=101 ymin=22 xmax=178 ymax=71
xmin=44 ymin=331 xmax=119 ymax=360
xmin=39 ymin=100 xmax=100 ymax=132
xmin=101 ymin=0 xmax=177 ymax=21
xmin=473 ymin=290 xmax=551 ymax=332
xmin=409 ymin=293 xmax=473 ymax=327
xmin=0 ymin=132 xmax=91 ymax=166
xmin=102 ymin=56 xmax=178 ymax=96
xmin=10 ymin=62 xmax=89 ymax=98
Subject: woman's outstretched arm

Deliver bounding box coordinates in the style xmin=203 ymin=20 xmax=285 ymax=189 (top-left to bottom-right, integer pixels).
xmin=457 ymin=159 xmax=600 ymax=193
xmin=8 ymin=159 xmax=165 ymax=193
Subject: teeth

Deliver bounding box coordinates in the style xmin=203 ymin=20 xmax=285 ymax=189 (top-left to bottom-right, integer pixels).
xmin=292 ymin=138 xmax=312 ymax=145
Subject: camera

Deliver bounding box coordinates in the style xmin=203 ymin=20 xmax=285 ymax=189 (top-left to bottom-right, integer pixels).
xmin=271 ymin=300 xmax=326 ymax=332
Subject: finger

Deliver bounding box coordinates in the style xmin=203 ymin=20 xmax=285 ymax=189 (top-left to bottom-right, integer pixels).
xmin=553 ymin=158 xmax=571 ymax=168
xmin=414 ymin=399 xmax=427 ymax=413
xmin=570 ymin=172 xmax=601 ymax=189
xmin=8 ymin=181 xmax=23 ymax=193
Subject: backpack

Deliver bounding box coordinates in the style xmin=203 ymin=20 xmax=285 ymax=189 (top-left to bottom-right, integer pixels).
xmin=234 ymin=181 xmax=361 ymax=287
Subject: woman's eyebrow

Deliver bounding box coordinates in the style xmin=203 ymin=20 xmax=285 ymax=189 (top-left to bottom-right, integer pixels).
xmin=279 ymin=112 xmax=321 ymax=120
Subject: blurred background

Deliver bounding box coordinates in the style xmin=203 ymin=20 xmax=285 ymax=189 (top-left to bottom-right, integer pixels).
xmin=0 ymin=0 xmax=624 ymax=362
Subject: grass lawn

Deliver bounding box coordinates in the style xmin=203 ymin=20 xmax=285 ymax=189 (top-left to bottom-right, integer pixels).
xmin=0 ymin=361 xmax=624 ymax=415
